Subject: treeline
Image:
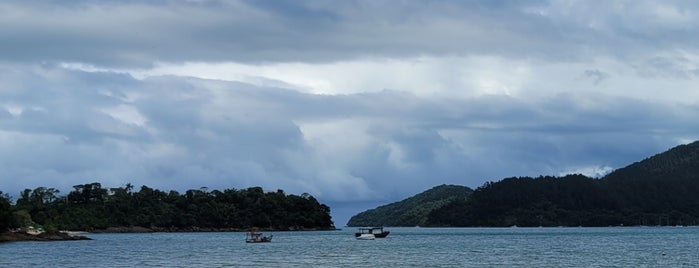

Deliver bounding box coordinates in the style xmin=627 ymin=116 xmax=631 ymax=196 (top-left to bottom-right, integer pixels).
xmin=427 ymin=174 xmax=622 ymax=226
xmin=0 ymin=183 xmax=334 ymax=232
xmin=427 ymin=141 xmax=699 ymax=227
xmin=427 ymin=174 xmax=699 ymax=227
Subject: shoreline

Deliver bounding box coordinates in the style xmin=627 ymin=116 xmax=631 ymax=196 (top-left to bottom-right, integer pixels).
xmin=1 ymin=226 xmax=338 ymax=242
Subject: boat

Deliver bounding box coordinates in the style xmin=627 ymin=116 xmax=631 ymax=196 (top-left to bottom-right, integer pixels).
xmin=354 ymin=227 xmax=390 ymax=238
xmin=245 ymin=230 xmax=273 ymax=243
xmin=356 ymin=233 xmax=375 ymax=240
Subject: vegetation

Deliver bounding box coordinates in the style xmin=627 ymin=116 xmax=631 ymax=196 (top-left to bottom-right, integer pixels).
xmin=2 ymin=184 xmax=334 ymax=232
xmin=432 ymin=174 xmax=619 ymax=226
xmin=346 ymin=184 xmax=472 ymax=227
xmin=430 ymin=141 xmax=699 ymax=227
xmin=0 ymin=192 xmax=11 ymax=232
xmin=352 ymin=141 xmax=699 ymax=227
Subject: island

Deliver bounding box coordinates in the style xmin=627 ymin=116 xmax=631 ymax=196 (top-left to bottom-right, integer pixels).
xmin=0 ymin=185 xmax=335 ymax=242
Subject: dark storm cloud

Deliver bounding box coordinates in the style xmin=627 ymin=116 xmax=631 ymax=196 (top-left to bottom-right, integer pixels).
xmin=3 ymin=0 xmax=698 ymax=67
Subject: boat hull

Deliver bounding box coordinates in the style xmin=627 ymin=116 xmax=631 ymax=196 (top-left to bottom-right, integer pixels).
xmin=246 ymin=237 xmax=272 ymax=243
xmin=356 ymin=234 xmax=375 ymax=240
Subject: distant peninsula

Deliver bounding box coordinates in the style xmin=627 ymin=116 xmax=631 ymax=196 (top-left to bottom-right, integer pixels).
xmin=349 ymin=141 xmax=699 ymax=227
xmin=0 ymin=185 xmax=335 ymax=241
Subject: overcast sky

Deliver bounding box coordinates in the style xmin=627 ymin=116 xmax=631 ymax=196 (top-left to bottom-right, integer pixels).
xmin=2 ymin=0 xmax=699 ymax=226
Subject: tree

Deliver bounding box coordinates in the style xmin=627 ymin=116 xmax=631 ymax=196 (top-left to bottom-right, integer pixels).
xmin=0 ymin=191 xmax=12 ymax=232
xmin=11 ymin=210 xmax=33 ymax=229
xmin=68 ymin=183 xmax=107 ymax=204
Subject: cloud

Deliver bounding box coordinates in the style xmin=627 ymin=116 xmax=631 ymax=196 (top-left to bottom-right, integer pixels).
xmin=3 ymin=0 xmax=699 ymax=225
xmin=582 ymin=69 xmax=609 ymax=85
xmin=3 ymin=64 xmax=698 ymax=201
xmin=3 ymin=0 xmax=698 ymax=68
xmin=559 ymin=165 xmax=614 ymax=178
xmin=122 ymin=54 xmax=699 ymax=107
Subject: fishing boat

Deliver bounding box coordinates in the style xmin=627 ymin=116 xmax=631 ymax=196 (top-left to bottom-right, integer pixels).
xmin=245 ymin=230 xmax=272 ymax=243
xmin=354 ymin=227 xmax=390 ymax=238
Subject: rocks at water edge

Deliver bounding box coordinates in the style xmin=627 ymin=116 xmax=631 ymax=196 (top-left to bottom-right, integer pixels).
xmin=0 ymin=231 xmax=92 ymax=242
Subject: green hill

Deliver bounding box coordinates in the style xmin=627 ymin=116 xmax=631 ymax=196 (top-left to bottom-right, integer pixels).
xmin=346 ymin=184 xmax=473 ymax=227
xmin=429 ymin=140 xmax=699 ymax=227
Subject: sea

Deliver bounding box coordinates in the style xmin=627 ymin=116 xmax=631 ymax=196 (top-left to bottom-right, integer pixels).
xmin=1 ymin=227 xmax=697 ymax=267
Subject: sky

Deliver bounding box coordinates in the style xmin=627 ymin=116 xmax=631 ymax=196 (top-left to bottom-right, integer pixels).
xmin=2 ymin=0 xmax=699 ymax=226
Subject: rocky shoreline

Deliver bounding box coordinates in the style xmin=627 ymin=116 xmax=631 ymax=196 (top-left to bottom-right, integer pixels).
xmin=0 ymin=231 xmax=92 ymax=242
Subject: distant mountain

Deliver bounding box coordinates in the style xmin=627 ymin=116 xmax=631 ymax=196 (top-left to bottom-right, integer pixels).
xmin=351 ymin=141 xmax=699 ymax=227
xmin=430 ymin=140 xmax=699 ymax=227
xmin=346 ymin=184 xmax=473 ymax=227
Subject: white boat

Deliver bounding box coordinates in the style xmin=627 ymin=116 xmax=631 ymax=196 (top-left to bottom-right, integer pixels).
xmin=355 ymin=227 xmax=390 ymax=238
xmin=356 ymin=233 xmax=375 ymax=240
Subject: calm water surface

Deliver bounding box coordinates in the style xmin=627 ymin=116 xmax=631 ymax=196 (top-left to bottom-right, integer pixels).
xmin=1 ymin=227 xmax=697 ymax=267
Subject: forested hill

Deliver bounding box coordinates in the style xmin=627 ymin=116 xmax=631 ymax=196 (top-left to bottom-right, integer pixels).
xmin=604 ymin=141 xmax=699 ymax=182
xmin=349 ymin=141 xmax=699 ymax=227
xmin=346 ymin=184 xmax=473 ymax=227
xmin=0 ymin=184 xmax=334 ymax=233
xmin=601 ymin=141 xmax=699 ymax=216
xmin=430 ymin=140 xmax=699 ymax=227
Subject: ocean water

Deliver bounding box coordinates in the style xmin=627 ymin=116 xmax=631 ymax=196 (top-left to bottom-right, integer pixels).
xmin=1 ymin=227 xmax=697 ymax=267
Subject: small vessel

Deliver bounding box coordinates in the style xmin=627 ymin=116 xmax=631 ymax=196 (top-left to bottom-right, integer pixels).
xmin=245 ymin=230 xmax=273 ymax=243
xmin=355 ymin=227 xmax=390 ymax=238
xmin=356 ymin=233 xmax=375 ymax=240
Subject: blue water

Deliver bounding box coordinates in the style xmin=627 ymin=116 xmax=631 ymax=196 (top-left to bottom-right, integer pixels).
xmin=1 ymin=227 xmax=698 ymax=267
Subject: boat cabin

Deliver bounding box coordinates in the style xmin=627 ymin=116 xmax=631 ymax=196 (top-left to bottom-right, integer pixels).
xmin=355 ymin=227 xmax=390 ymax=238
